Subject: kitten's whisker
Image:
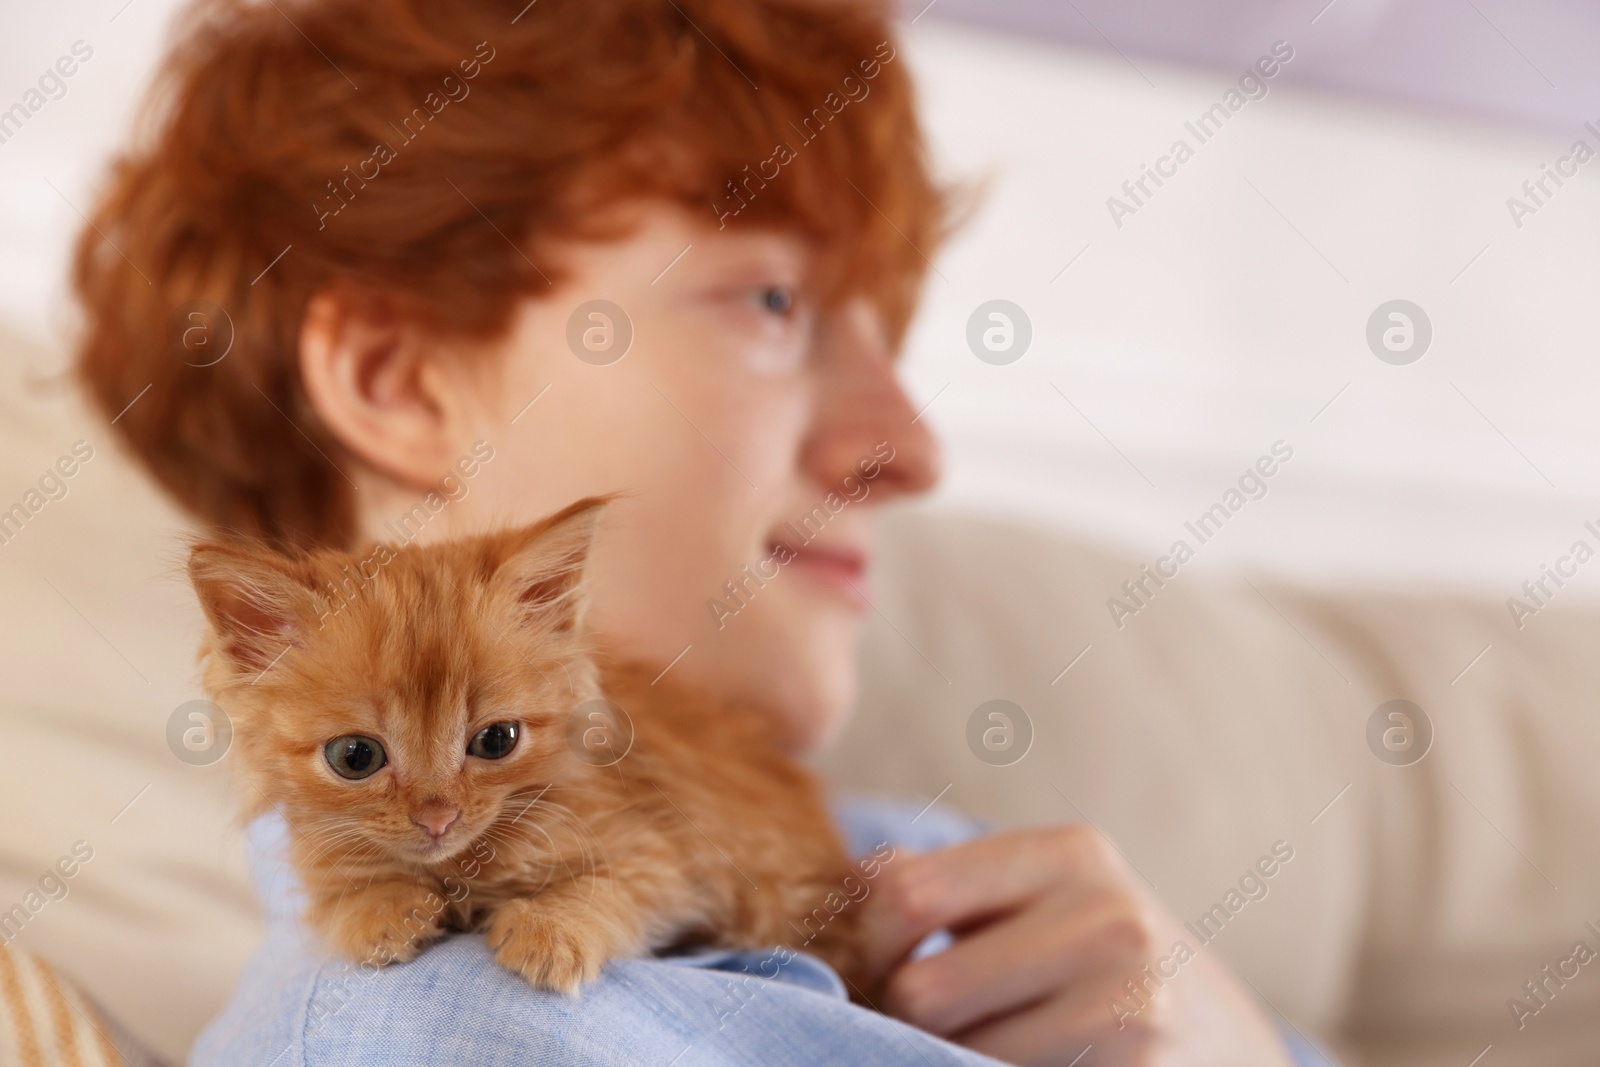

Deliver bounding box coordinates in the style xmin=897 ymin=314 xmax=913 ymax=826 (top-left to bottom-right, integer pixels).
xmin=493 ymin=798 xmax=611 ymax=896
xmin=331 ymin=841 xmax=386 ymax=879
xmin=298 ymin=821 xmax=390 ymax=881
xmin=481 ymin=812 xmax=607 ymax=893
xmin=299 ymin=821 xmax=370 ymax=858
xmin=504 ymin=783 xmax=554 ymax=826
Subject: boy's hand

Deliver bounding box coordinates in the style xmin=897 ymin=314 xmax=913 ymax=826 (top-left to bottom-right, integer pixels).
xmin=860 ymin=825 xmax=1298 ymax=1066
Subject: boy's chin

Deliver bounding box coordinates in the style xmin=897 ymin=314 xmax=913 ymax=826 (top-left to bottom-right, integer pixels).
xmin=791 ymin=694 xmax=856 ymax=756
xmin=765 ymin=636 xmax=863 ymax=756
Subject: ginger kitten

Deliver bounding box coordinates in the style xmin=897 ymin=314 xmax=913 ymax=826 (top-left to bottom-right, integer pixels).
xmin=187 ymin=499 xmax=875 ymax=994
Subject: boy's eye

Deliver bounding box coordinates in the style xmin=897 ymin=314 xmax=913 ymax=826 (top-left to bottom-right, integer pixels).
xmin=468 ymin=721 xmax=519 ymax=760
xmin=754 ymin=285 xmax=794 ymax=316
xmin=325 ymin=736 xmax=386 ymax=780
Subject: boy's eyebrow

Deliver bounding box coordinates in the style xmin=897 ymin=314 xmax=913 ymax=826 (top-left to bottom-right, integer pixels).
xmin=676 ymin=238 xmax=810 ymax=278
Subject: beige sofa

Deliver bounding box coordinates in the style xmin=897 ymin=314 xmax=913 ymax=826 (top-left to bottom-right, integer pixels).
xmin=3 ymin=321 xmax=1596 ymax=1065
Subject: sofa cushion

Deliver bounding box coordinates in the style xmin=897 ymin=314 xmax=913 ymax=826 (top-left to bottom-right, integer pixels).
xmin=0 ymin=328 xmax=260 ymax=1065
xmin=0 ymin=944 xmax=161 ymax=1067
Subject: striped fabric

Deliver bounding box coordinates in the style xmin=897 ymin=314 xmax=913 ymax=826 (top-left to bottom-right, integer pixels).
xmin=0 ymin=945 xmax=136 ymax=1067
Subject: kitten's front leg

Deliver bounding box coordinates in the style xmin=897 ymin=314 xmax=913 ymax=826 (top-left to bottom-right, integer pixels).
xmin=485 ymin=877 xmax=661 ymax=994
xmin=308 ymin=877 xmax=448 ymax=966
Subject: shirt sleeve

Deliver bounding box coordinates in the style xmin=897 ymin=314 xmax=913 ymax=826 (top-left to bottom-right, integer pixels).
xmin=197 ymin=809 xmax=1340 ymax=1066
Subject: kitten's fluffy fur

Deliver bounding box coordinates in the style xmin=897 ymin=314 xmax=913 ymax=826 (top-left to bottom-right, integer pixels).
xmin=188 ymin=500 xmax=870 ymax=994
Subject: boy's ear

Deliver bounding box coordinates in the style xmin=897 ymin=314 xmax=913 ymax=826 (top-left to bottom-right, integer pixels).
xmin=494 ymin=497 xmax=609 ymax=635
xmin=187 ymin=543 xmax=320 ymax=675
xmin=298 ymin=286 xmax=480 ymax=492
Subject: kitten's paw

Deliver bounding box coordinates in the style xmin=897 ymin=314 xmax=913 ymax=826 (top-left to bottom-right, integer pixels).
xmin=485 ymin=897 xmax=608 ymax=994
xmin=315 ymin=886 xmax=443 ymax=966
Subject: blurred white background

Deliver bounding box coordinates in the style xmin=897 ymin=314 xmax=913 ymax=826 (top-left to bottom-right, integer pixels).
xmin=4 ymin=0 xmax=1599 ymax=597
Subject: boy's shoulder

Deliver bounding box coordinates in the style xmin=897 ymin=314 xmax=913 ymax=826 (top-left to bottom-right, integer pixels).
xmin=191 ymin=927 xmax=1004 ymax=1066
xmin=191 ymin=798 xmax=999 ymax=1067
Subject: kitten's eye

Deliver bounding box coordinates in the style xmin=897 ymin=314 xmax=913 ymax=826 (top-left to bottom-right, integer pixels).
xmin=468 ymin=722 xmax=519 ymax=760
xmin=324 ymin=736 xmax=386 ymax=780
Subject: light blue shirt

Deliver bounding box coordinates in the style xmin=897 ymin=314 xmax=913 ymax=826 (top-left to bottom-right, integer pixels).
xmin=192 ymin=800 xmax=1333 ymax=1066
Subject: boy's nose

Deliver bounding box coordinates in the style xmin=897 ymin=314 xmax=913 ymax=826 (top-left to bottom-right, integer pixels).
xmin=806 ymin=300 xmax=941 ymax=500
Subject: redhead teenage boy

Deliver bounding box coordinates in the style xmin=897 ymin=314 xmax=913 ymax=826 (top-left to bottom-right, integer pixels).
xmin=75 ymin=1 xmax=1331 ymax=1062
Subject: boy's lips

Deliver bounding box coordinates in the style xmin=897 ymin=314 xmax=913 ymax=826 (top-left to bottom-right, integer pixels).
xmin=775 ymin=542 xmax=869 ymax=605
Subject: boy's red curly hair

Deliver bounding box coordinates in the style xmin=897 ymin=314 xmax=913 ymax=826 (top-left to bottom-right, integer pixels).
xmin=73 ymin=0 xmax=944 ymax=548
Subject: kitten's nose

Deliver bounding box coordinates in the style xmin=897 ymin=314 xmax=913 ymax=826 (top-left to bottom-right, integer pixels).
xmin=412 ymin=807 xmax=460 ymax=840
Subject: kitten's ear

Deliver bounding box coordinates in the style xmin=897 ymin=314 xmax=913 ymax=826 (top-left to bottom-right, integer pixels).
xmin=494 ymin=497 xmax=608 ymax=635
xmin=187 ymin=542 xmax=320 ymax=675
